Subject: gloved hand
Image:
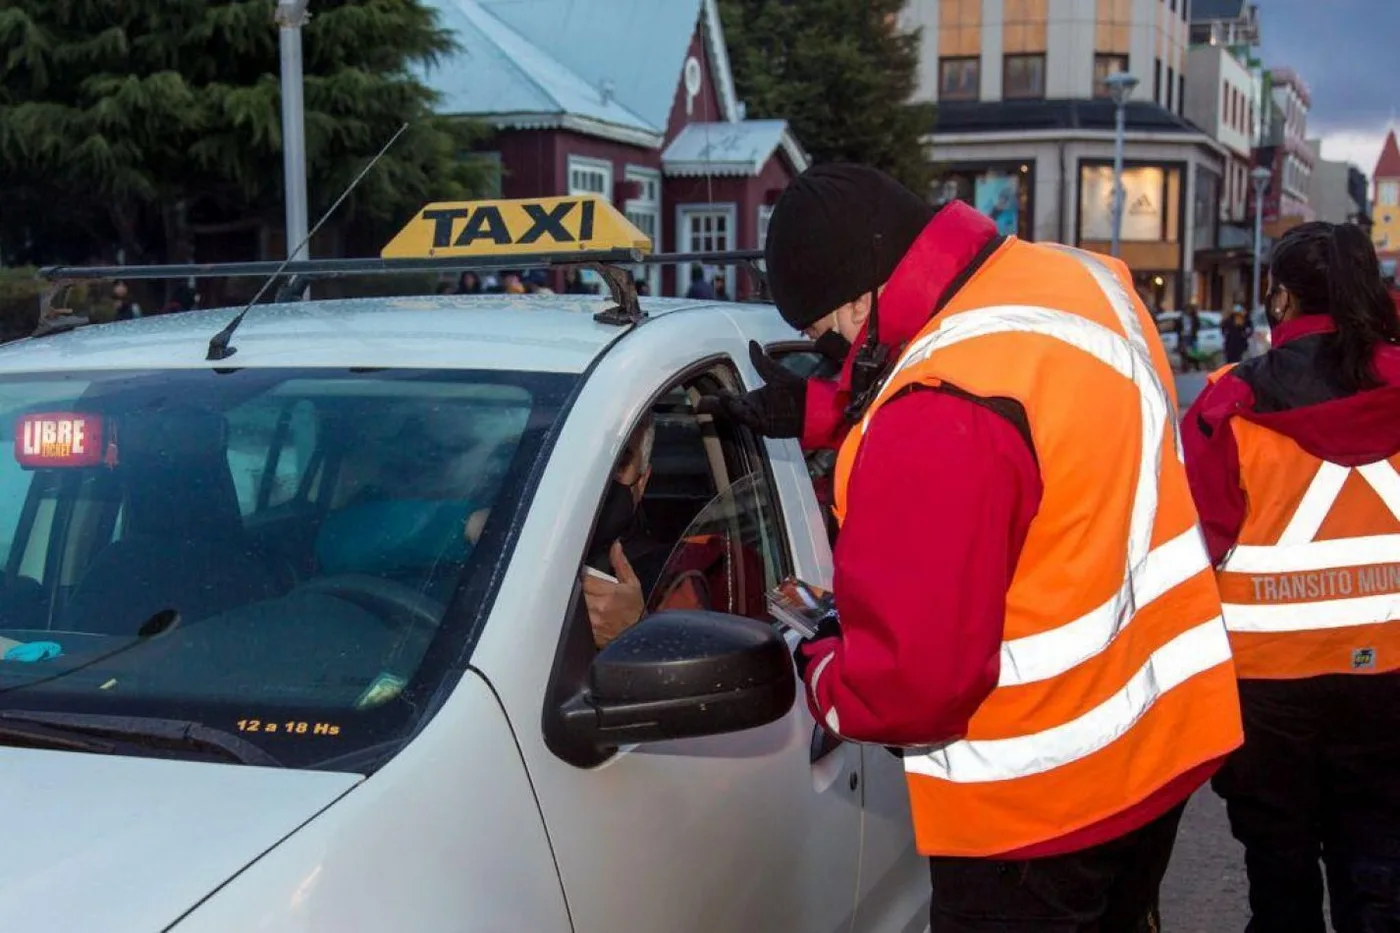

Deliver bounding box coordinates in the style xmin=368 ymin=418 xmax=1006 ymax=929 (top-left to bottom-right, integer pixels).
xmin=793 ymin=611 xmax=841 ymax=681
xmin=697 ymin=341 xmax=806 ymax=439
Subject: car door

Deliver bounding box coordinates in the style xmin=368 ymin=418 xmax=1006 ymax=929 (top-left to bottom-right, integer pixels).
xmin=766 ymin=341 xmax=929 ymax=933
xmin=474 ymin=319 xmax=862 ymax=933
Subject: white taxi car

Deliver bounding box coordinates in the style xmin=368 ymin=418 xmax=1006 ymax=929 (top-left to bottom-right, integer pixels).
xmin=0 ymin=197 xmax=928 ymax=933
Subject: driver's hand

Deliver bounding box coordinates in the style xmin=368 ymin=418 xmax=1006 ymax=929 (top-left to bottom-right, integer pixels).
xmin=583 ymin=541 xmax=645 ymax=648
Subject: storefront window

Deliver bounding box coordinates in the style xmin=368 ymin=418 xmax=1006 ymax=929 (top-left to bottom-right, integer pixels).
xmin=934 ymin=165 xmax=1034 ymax=240
xmin=1078 ymin=164 xmax=1181 ymax=243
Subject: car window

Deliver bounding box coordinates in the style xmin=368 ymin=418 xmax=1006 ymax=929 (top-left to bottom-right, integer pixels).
xmin=579 ymin=363 xmax=792 ymax=630
xmin=0 ymin=367 xmax=574 ymax=771
xmin=768 ymin=346 xmax=840 ymax=545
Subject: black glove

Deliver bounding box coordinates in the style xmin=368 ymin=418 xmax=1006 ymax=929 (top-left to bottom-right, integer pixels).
xmin=697 ymin=341 xmax=806 ymax=439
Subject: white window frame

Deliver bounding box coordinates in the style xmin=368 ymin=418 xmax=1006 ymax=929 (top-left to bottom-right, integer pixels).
xmin=676 ymin=203 xmax=738 ymax=299
xmin=566 ymin=155 xmax=613 ymax=201
xmin=757 ymin=204 xmax=774 ymax=250
xmin=623 ymin=165 xmax=662 ymax=298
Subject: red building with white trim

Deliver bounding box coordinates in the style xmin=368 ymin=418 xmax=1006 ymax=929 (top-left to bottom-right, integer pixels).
xmin=422 ymin=0 xmax=808 ymax=297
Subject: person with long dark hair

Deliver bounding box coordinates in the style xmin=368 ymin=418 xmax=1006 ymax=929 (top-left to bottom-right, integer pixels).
xmin=1183 ymin=221 xmax=1400 ymax=931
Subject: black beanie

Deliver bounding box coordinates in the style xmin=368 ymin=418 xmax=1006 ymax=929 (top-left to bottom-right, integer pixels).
xmin=764 ymin=163 xmax=936 ymax=331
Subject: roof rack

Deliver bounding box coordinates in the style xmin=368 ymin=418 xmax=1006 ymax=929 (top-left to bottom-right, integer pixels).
xmin=36 ymin=249 xmax=767 ymax=327
xmin=36 ymin=249 xmax=764 ymax=282
xmin=32 ymin=195 xmax=769 ymax=345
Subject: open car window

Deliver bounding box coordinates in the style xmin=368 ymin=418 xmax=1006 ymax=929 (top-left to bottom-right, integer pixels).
xmin=648 ymin=472 xmax=786 ymax=621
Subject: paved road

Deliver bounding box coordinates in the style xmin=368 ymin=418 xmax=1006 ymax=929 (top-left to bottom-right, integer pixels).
xmin=1176 ymin=371 xmax=1209 ymax=410
xmin=1161 ymin=788 xmax=1251 ymax=931
xmin=1157 ymin=370 xmax=1256 ymax=931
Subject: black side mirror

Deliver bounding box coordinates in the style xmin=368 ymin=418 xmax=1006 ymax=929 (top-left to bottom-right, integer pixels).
xmin=554 ymin=610 xmax=796 ymax=767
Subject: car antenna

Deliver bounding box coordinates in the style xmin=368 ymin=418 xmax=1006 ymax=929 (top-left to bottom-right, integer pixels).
xmin=205 ymin=121 xmax=410 ymax=361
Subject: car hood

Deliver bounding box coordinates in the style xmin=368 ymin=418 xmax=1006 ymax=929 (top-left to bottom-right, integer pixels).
xmin=0 ymin=747 xmax=361 ymax=932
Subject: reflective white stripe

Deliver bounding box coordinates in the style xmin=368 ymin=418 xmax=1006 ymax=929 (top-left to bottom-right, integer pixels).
xmin=808 ymin=651 xmax=835 ymax=709
xmin=904 ymin=616 xmax=1232 ymax=784
xmin=1223 ymin=535 xmax=1400 ymax=573
xmin=1000 ymin=527 xmax=1211 ymax=686
xmin=1223 ymin=592 xmax=1400 ymax=633
xmin=871 ymin=250 xmax=1191 ymax=688
xmin=1221 ymin=460 xmax=1400 ymax=574
xmin=1278 ymin=462 xmax=1349 ymax=545
xmin=825 ymin=707 xmax=842 ymax=734
xmin=1359 ymin=462 xmax=1400 ymax=518
xmin=852 ymin=248 xmax=1214 ymax=782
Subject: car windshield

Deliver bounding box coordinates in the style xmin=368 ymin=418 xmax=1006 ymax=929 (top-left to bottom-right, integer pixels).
xmin=0 ymin=367 xmax=573 ymax=770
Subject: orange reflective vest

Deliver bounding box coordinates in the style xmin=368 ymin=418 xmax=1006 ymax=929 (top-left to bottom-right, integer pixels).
xmin=1211 ymin=368 xmax=1400 ymax=679
xmin=832 ymin=239 xmax=1242 ymax=858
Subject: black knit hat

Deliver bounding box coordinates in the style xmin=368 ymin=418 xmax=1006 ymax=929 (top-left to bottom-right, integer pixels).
xmin=764 ymin=163 xmax=935 ymax=331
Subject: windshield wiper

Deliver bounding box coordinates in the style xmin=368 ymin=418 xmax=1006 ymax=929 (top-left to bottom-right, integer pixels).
xmin=0 ymin=711 xmax=282 ymax=767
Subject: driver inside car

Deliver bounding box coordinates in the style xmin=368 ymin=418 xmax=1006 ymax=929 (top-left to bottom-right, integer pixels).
xmin=579 ymin=415 xmax=675 ymax=647
xmin=580 ymin=415 xmax=770 ymax=648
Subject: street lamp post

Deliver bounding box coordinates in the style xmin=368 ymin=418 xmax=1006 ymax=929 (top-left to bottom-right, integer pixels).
xmin=275 ymin=1 xmax=311 ymax=289
xmin=1250 ymin=165 xmax=1273 ymax=316
xmin=1105 ymin=71 xmax=1140 ymax=259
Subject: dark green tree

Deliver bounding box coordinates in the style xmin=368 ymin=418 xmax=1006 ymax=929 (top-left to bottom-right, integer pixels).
xmin=719 ymin=0 xmax=936 ymax=195
xmin=0 ymin=0 xmax=492 ymax=265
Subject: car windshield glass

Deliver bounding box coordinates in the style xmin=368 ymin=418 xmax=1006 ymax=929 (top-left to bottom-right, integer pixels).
xmin=0 ymin=367 xmax=573 ymax=771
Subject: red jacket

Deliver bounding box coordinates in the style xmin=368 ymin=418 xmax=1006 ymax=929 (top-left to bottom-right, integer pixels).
xmin=1183 ymin=314 xmax=1400 ymax=566
xmin=795 ymin=204 xmax=1215 ymax=858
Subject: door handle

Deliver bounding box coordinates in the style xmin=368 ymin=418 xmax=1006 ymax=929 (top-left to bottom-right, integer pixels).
xmin=810 ymin=722 xmax=844 ymax=763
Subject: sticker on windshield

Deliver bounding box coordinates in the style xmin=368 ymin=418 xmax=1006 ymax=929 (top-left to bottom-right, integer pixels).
xmin=15 ymin=412 xmax=107 ymax=468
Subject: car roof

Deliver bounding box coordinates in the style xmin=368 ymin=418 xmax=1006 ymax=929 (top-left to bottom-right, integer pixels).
xmin=0 ymin=293 xmax=751 ymax=375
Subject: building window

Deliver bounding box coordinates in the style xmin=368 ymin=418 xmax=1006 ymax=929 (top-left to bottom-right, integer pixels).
xmin=1094 ymin=54 xmax=1130 ymax=98
xmin=1178 ymin=74 xmax=1185 ymax=116
xmin=567 ymin=155 xmax=613 ymax=200
xmin=623 ymin=166 xmax=661 ymax=297
xmin=677 ymin=205 xmax=736 ymax=297
xmin=939 ymin=57 xmax=980 ymax=101
xmin=1079 ymin=163 xmax=1181 ymax=244
xmin=1154 ymin=58 xmax=1162 ymax=103
xmin=933 ymin=164 xmax=1034 ymax=240
xmin=1003 ymin=54 xmax=1046 ymax=100
xmin=1380 ymin=182 xmax=1397 ymax=208
xmin=1165 ymin=66 xmax=1175 ymax=110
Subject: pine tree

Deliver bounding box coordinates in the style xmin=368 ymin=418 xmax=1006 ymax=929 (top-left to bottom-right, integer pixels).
xmin=0 ymin=0 xmax=492 ymax=264
xmin=719 ymin=0 xmax=935 ymax=195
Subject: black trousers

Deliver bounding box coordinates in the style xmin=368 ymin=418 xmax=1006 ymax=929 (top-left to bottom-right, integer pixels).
xmin=1213 ymin=674 xmax=1400 ymax=933
xmin=927 ymin=804 xmax=1184 ymax=932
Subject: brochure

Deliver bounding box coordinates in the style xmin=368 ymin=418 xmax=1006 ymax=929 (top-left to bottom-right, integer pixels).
xmin=766 ymin=576 xmax=836 ymax=640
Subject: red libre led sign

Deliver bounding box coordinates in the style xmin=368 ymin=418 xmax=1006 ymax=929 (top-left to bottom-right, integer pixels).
xmin=15 ymin=412 xmax=105 ymax=468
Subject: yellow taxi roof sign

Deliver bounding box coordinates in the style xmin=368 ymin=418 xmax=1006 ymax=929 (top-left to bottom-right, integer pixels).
xmin=381 ymin=194 xmax=651 ymax=260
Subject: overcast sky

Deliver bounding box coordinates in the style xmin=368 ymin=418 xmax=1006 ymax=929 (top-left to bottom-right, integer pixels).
xmin=1257 ymin=0 xmax=1400 ymax=174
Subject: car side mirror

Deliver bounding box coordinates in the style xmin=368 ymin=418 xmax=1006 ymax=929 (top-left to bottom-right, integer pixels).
xmin=554 ymin=610 xmax=796 ymax=766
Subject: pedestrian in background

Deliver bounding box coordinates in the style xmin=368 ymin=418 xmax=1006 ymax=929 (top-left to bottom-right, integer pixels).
xmin=1184 ymin=221 xmax=1400 ymax=932
xmin=1180 ymin=303 xmax=1202 ymax=371
xmin=160 ymin=284 xmax=199 ymax=314
xmin=1222 ymin=304 xmax=1253 ymax=364
xmin=685 ymin=264 xmax=715 ymax=300
xmin=563 ymin=267 xmax=594 ymax=295
xmin=111 ymin=280 xmax=141 ymax=320
xmin=701 ymin=163 xmax=1241 ymax=932
xmin=455 ymin=271 xmax=482 ymax=294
